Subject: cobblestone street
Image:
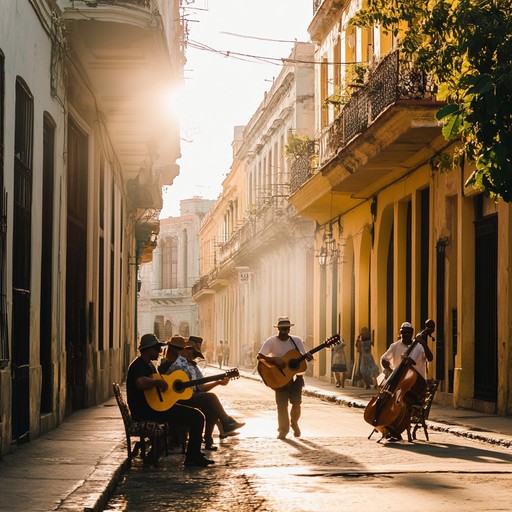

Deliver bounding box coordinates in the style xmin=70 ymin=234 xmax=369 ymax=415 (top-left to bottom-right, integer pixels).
xmin=105 ymin=377 xmax=512 ymax=512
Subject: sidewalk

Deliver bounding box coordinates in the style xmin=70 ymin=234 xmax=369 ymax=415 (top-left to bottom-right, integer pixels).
xmin=1 ymin=370 xmax=511 ymax=512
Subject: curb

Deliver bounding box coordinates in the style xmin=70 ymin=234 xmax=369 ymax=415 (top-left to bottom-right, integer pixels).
xmin=303 ymin=385 xmax=512 ymax=448
xmin=56 ymin=443 xmax=129 ymax=512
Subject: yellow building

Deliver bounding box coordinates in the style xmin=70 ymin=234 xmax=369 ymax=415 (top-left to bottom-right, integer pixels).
xmin=288 ymin=0 xmax=511 ymax=415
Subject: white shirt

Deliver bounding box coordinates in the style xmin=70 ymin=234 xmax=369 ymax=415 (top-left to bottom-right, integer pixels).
xmin=259 ymin=335 xmax=306 ymax=358
xmin=381 ymin=339 xmax=428 ymax=380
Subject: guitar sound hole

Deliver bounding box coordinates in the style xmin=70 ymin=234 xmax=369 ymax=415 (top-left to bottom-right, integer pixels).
xmin=174 ymin=381 xmax=184 ymax=392
xmin=289 ymin=360 xmax=299 ymax=370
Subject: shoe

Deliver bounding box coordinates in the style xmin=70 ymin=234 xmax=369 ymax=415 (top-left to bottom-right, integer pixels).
xmin=277 ymin=432 xmax=288 ymax=440
xmin=204 ymin=443 xmax=218 ymax=451
xmin=219 ymin=430 xmax=240 ymax=439
xmin=222 ymin=418 xmax=245 ymax=436
xmin=335 ymin=383 xmax=341 ymax=388
xmin=184 ymin=454 xmax=215 ymax=467
xmin=387 ymin=434 xmax=403 ymax=442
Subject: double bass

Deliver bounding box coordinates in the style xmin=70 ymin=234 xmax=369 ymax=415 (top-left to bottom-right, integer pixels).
xmin=363 ymin=337 xmax=426 ymax=440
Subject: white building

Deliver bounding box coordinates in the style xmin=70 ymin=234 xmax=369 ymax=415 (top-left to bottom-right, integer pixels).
xmin=138 ymin=197 xmax=214 ymax=343
xmin=193 ymin=43 xmax=316 ymax=368
xmin=0 ymin=0 xmax=183 ymax=456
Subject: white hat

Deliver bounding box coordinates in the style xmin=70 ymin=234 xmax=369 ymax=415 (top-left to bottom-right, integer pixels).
xmin=274 ymin=316 xmax=294 ymax=328
xmin=400 ymin=322 xmax=413 ymax=330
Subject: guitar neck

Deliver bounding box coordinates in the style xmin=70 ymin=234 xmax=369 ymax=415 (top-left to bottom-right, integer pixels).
xmin=182 ymin=373 xmax=227 ymax=389
xmin=294 ymin=340 xmax=330 ymax=363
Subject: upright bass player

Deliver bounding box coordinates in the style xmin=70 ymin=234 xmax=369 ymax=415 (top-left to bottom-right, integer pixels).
xmin=376 ymin=321 xmax=434 ymax=441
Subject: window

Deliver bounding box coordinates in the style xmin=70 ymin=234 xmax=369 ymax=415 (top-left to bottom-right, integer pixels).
xmin=162 ymin=236 xmax=178 ymax=289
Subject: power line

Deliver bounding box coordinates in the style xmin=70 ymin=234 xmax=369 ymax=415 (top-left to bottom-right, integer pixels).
xmin=219 ymin=31 xmax=306 ymax=44
xmin=188 ymin=39 xmax=367 ymax=67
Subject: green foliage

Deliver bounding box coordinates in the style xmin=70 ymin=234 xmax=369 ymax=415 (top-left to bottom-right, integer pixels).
xmin=284 ymin=134 xmax=312 ymax=158
xmin=352 ymin=0 xmax=512 ymax=201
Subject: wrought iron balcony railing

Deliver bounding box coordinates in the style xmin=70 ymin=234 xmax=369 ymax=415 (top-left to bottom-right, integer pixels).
xmin=81 ymin=0 xmax=154 ymax=8
xmin=289 ymin=141 xmax=317 ymax=195
xmin=320 ymin=51 xmax=436 ymax=165
xmin=216 ymin=192 xmax=292 ymax=264
xmin=290 ymin=51 xmax=436 ymax=193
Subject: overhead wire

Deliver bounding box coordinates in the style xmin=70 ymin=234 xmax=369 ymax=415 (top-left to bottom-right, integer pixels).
xmin=219 ymin=31 xmax=304 ymax=44
xmin=187 ymin=39 xmax=368 ymax=67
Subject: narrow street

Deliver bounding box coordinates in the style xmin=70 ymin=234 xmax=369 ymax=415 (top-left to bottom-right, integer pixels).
xmin=105 ymin=372 xmax=512 ymax=512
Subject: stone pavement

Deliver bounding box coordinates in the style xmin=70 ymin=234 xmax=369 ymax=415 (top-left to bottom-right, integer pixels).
xmin=0 ymin=369 xmax=511 ymax=512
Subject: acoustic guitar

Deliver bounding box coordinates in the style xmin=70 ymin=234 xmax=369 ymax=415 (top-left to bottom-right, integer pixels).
xmin=257 ymin=334 xmax=341 ymax=391
xmin=145 ymin=368 xmax=240 ymax=412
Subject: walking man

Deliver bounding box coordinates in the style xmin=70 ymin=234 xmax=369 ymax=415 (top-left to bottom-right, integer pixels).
xmin=257 ymin=316 xmax=313 ymax=440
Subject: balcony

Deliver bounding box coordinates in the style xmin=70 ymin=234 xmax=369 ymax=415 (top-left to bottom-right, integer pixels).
xmin=127 ymin=163 xmax=160 ymax=210
xmin=290 ymin=51 xmax=443 ymax=210
xmin=134 ymin=209 xmax=159 ymax=263
xmin=216 ymin=194 xmax=293 ymax=268
xmin=192 ymin=269 xmax=223 ymax=300
xmin=61 ymin=0 xmax=183 ymax=184
xmin=150 ymin=287 xmax=191 ymax=304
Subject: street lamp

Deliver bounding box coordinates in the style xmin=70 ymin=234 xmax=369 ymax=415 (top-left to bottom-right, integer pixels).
xmin=318 ymin=246 xmax=327 ymax=268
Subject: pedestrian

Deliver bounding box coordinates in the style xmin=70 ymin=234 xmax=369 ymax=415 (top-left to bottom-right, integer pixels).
xmin=164 ymin=335 xmax=245 ymax=451
xmin=126 ymin=333 xmax=214 ymax=467
xmin=223 ymin=341 xmax=230 ymax=367
xmin=217 ymin=340 xmax=224 ymax=369
xmin=357 ymin=327 xmax=380 ymax=389
xmin=257 ymin=316 xmax=313 ymax=440
xmin=331 ymin=338 xmax=347 ymax=388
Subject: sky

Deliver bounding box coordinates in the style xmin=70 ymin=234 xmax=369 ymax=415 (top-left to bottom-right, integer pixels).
xmin=160 ymin=0 xmax=313 ymax=218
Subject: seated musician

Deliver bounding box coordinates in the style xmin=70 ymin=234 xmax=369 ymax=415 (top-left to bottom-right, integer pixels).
xmin=162 ymin=335 xmax=244 ymax=451
xmin=126 ymin=333 xmax=214 ymax=467
xmin=379 ymin=322 xmax=433 ymax=440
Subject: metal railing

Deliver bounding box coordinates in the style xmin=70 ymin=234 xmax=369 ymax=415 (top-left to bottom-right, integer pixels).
xmin=291 ymin=51 xmax=436 ymax=193
xmin=88 ymin=0 xmax=154 ymax=7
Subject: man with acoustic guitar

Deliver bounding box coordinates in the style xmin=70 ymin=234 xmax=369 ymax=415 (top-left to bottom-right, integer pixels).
xmin=162 ymin=335 xmax=245 ymax=451
xmin=257 ymin=316 xmax=313 ymax=440
xmin=126 ymin=333 xmax=214 ymax=468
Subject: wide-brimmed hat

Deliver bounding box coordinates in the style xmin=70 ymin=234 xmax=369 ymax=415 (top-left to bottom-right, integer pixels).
xmin=274 ymin=316 xmax=294 ymax=328
xmin=185 ymin=347 xmax=205 ymax=360
xmin=400 ymin=322 xmax=413 ymax=330
xmin=138 ymin=333 xmax=163 ymax=351
xmin=168 ymin=335 xmax=193 ymax=350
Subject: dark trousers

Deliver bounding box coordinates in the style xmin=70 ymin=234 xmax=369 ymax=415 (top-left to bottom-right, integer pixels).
xmin=147 ymin=403 xmax=205 ymax=455
xmin=275 ymin=376 xmax=303 ymax=435
xmin=179 ymin=392 xmax=230 ymax=444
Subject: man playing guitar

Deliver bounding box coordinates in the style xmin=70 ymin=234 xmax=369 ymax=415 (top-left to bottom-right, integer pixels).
xmin=257 ymin=316 xmax=313 ymax=440
xmin=162 ymin=335 xmax=244 ymax=451
xmin=126 ymin=333 xmax=214 ymax=467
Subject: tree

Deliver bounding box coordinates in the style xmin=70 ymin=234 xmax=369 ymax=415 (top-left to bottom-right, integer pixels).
xmin=353 ymin=0 xmax=512 ymax=201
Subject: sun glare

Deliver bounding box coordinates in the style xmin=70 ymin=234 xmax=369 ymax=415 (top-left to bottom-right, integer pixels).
xmin=163 ymin=85 xmax=189 ymax=122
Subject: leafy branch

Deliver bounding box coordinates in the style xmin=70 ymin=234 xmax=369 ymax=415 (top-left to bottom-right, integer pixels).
xmin=352 ymin=0 xmax=512 ymax=201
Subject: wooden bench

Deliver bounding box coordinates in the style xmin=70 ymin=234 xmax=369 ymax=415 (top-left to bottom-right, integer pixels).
xmin=407 ymin=378 xmax=439 ymax=441
xmin=112 ymin=383 xmax=168 ymax=465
